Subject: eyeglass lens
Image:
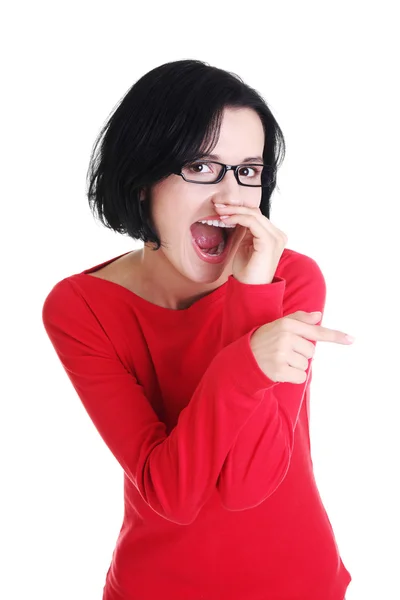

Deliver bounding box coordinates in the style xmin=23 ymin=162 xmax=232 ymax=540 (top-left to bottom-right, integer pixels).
xmin=181 ymin=161 xmax=270 ymax=186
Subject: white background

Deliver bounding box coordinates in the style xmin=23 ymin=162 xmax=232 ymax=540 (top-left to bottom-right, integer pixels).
xmin=2 ymin=2 xmax=399 ymax=599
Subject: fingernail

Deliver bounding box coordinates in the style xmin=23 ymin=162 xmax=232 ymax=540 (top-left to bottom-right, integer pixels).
xmin=345 ymin=335 xmax=355 ymax=343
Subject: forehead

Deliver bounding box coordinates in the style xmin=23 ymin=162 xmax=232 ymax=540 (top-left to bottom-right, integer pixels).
xmin=212 ymin=107 xmax=265 ymax=157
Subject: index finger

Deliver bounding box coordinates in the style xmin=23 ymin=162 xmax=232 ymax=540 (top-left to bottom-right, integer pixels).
xmin=310 ymin=324 xmax=354 ymax=344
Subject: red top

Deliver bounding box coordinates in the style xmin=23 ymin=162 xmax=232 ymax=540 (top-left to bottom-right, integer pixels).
xmin=42 ymin=248 xmax=352 ymax=600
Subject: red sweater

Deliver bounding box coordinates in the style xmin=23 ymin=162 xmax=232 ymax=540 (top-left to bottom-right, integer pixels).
xmin=42 ymin=248 xmax=352 ymax=600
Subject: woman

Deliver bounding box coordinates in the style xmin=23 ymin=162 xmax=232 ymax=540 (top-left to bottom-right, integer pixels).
xmin=42 ymin=59 xmax=353 ymax=600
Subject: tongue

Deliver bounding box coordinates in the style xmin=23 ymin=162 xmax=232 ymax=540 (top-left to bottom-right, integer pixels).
xmin=190 ymin=222 xmax=224 ymax=250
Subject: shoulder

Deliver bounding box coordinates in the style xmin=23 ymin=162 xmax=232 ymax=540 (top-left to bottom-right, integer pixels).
xmin=279 ymin=247 xmax=325 ymax=277
xmin=274 ymin=248 xmax=327 ymax=316
xmin=42 ymin=275 xmax=88 ymax=329
xmin=277 ymin=247 xmax=326 ymax=293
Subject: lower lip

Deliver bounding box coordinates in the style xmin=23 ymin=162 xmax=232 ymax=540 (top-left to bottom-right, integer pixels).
xmin=190 ymin=229 xmax=235 ymax=264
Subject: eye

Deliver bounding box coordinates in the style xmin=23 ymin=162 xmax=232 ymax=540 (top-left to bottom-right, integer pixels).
xmin=187 ymin=162 xmax=213 ymax=174
xmin=238 ymin=165 xmax=259 ymax=178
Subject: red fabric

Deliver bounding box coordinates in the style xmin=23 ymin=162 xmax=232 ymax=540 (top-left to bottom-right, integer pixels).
xmin=42 ymin=248 xmax=352 ymax=600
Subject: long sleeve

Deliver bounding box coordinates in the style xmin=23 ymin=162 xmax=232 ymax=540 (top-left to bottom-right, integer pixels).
xmin=216 ymin=254 xmax=326 ymax=510
xmin=41 ymin=278 xmax=280 ymax=526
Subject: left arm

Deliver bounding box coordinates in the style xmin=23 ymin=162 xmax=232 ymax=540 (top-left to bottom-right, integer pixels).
xmin=216 ymin=255 xmax=326 ymax=510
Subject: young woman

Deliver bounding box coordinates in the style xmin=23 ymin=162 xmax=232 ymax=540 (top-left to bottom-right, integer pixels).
xmin=42 ymin=59 xmax=353 ymax=600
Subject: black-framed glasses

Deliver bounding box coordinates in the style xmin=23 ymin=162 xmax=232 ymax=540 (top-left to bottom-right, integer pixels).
xmin=174 ymin=161 xmax=274 ymax=187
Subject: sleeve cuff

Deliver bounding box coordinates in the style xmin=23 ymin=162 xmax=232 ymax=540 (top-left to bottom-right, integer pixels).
xmin=220 ymin=326 xmax=279 ymax=396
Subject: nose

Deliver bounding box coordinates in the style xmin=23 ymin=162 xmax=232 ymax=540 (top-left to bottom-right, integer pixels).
xmin=212 ymin=169 xmax=244 ymax=206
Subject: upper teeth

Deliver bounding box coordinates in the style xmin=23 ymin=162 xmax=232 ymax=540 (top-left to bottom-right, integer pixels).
xmin=197 ymin=219 xmax=236 ymax=228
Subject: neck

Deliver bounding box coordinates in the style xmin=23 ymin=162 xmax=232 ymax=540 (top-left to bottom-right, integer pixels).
xmin=133 ymin=244 xmax=230 ymax=310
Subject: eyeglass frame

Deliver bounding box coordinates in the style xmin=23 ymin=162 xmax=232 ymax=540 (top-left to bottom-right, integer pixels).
xmin=174 ymin=161 xmax=273 ymax=188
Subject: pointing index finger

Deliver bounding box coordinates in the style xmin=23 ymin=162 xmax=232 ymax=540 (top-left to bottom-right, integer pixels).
xmin=317 ymin=325 xmax=355 ymax=344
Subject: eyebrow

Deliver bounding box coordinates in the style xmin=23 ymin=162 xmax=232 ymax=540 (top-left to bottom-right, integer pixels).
xmin=197 ymin=153 xmax=264 ymax=164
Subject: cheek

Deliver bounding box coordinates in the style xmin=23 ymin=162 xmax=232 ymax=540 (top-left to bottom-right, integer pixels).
xmin=251 ymin=189 xmax=263 ymax=206
xmin=148 ymin=196 xmax=186 ymax=243
xmin=147 ymin=185 xmax=173 ymax=226
xmin=152 ymin=182 xmax=205 ymax=228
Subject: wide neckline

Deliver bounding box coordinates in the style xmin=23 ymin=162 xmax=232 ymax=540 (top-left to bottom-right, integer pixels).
xmin=71 ymin=251 xmax=229 ymax=316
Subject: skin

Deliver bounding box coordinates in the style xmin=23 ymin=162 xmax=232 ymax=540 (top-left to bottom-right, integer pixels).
xmin=133 ymin=107 xmax=266 ymax=310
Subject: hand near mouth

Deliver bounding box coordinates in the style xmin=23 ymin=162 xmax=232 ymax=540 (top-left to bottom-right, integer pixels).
xmin=213 ymin=202 xmax=288 ymax=285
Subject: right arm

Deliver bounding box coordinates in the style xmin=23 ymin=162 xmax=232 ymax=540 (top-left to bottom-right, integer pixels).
xmin=42 ymin=279 xmax=278 ymax=525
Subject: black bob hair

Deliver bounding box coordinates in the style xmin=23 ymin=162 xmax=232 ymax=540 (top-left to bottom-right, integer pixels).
xmin=86 ymin=59 xmax=286 ymax=250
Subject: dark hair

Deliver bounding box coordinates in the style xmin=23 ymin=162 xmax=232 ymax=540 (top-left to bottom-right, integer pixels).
xmin=86 ymin=59 xmax=286 ymax=250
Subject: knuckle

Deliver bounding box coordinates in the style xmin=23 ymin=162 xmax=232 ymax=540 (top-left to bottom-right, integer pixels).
xmin=277 ymin=331 xmax=291 ymax=349
xmin=277 ymin=326 xmax=288 ymax=338
xmin=277 ymin=348 xmax=287 ymax=362
xmin=279 ymin=317 xmax=292 ymax=331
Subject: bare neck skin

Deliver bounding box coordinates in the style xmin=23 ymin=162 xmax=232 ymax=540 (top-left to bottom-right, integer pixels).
xmin=132 ymin=246 xmax=232 ymax=310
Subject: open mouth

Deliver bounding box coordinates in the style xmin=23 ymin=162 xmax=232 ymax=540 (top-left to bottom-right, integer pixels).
xmin=189 ymin=219 xmax=237 ymax=262
xmin=204 ymin=226 xmax=229 ymax=255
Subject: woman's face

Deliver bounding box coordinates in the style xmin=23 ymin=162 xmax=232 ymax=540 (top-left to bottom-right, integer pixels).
xmin=146 ymin=106 xmax=265 ymax=285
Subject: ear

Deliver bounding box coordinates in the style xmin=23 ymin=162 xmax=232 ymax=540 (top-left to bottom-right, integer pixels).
xmin=139 ymin=187 xmax=147 ymax=202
